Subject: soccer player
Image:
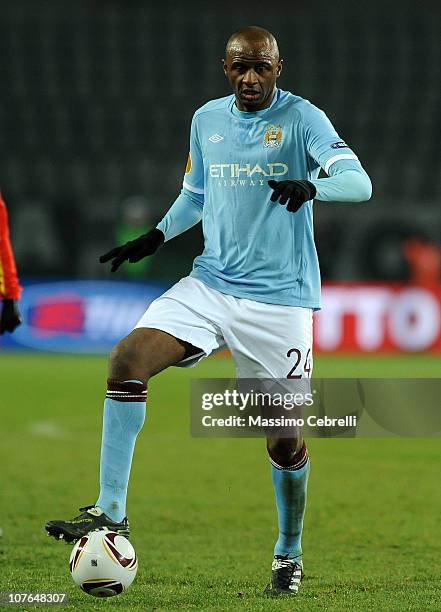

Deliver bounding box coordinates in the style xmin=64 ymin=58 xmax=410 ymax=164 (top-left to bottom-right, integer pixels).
xmin=45 ymin=27 xmax=371 ymax=596
xmin=0 ymin=193 xmax=22 ymax=335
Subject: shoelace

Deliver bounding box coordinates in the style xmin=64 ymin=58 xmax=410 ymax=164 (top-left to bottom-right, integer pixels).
xmin=273 ymin=558 xmax=301 ymax=589
xmin=73 ymin=506 xmax=101 ymax=521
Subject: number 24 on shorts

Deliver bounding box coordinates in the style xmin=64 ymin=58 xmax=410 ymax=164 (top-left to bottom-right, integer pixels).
xmin=286 ymin=347 xmax=312 ymax=379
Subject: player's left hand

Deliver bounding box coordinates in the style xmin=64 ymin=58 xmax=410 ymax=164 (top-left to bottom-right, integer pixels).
xmin=0 ymin=299 xmax=22 ymax=334
xmin=268 ymin=180 xmax=317 ymax=213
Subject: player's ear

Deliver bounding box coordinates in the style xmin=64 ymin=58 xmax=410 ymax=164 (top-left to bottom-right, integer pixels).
xmin=276 ymin=59 xmax=283 ymax=78
xmin=222 ymin=59 xmax=228 ymax=77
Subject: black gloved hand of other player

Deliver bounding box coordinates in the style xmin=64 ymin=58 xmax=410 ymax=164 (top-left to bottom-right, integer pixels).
xmin=0 ymin=299 xmax=22 ymax=334
xmin=268 ymin=179 xmax=317 ymax=213
xmin=99 ymin=228 xmax=165 ymax=273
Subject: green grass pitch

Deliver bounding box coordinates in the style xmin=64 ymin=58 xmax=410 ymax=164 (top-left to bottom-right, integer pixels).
xmin=0 ymin=353 xmax=440 ymax=610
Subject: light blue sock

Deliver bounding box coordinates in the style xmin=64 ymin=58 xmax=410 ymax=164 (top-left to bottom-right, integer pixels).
xmin=96 ymin=379 xmax=146 ymax=522
xmin=271 ymin=451 xmax=310 ymax=561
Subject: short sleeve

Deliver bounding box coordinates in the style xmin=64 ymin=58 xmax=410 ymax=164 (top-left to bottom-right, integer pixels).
xmin=303 ymin=103 xmax=359 ymax=175
xmin=182 ymin=114 xmax=205 ymax=196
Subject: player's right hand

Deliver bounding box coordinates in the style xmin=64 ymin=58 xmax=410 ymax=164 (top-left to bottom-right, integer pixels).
xmin=0 ymin=299 xmax=22 ymax=334
xmin=99 ymin=228 xmax=165 ymax=272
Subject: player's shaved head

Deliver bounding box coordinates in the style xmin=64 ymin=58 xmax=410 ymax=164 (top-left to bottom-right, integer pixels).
xmin=223 ymin=26 xmax=282 ymax=111
xmin=225 ymin=26 xmax=279 ymax=61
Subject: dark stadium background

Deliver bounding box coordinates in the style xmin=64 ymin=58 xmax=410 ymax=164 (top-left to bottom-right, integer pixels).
xmin=1 ymin=0 xmax=439 ymax=286
xmin=1 ymin=2 xmax=441 ymax=610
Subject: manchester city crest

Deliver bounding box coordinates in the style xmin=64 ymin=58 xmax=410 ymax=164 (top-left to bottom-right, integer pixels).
xmin=263 ymin=125 xmax=282 ymax=148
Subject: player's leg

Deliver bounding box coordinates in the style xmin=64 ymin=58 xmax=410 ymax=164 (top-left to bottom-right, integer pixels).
xmin=95 ymin=328 xmax=200 ymax=524
xmin=45 ymin=277 xmax=225 ymax=542
xmin=93 ymin=279 xmax=224 ymax=528
xmin=267 ymin=433 xmax=310 ymax=560
xmin=265 ymin=435 xmax=310 ymax=595
xmin=224 ymin=301 xmax=313 ymax=595
xmin=45 ymin=328 xmax=198 ymax=542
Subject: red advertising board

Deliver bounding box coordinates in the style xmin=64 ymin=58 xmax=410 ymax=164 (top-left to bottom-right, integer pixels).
xmin=315 ymin=284 xmax=441 ymax=353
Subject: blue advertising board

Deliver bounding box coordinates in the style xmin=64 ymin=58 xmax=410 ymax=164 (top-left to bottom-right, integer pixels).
xmin=0 ymin=280 xmax=168 ymax=353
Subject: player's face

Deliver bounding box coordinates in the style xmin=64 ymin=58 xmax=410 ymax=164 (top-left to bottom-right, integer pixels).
xmin=223 ymin=44 xmax=282 ymax=111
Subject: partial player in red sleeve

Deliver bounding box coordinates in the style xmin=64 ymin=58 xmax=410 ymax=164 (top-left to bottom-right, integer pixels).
xmin=0 ymin=193 xmax=22 ymax=334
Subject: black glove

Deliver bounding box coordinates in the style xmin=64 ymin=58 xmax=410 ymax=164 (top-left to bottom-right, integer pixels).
xmin=268 ymin=179 xmax=317 ymax=213
xmin=99 ymin=228 xmax=165 ymax=273
xmin=0 ymin=299 xmax=22 ymax=334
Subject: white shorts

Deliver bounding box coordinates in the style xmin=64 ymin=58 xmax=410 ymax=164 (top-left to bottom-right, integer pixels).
xmin=135 ymin=277 xmax=313 ymax=379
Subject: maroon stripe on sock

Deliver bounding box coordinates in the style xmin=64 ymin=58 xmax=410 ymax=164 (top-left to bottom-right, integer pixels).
xmin=268 ymin=441 xmax=309 ymax=471
xmin=106 ymin=395 xmax=147 ymax=402
xmin=106 ymin=379 xmax=147 ymax=402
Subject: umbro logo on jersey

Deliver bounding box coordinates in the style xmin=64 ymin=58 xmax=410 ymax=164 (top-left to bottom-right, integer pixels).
xmin=209 ymin=134 xmax=224 ymax=143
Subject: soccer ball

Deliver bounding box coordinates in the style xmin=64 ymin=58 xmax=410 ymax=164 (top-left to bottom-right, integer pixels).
xmin=69 ymin=530 xmax=138 ymax=597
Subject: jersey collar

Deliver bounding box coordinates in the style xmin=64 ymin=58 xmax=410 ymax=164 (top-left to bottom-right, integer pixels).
xmin=230 ymin=88 xmax=280 ymax=119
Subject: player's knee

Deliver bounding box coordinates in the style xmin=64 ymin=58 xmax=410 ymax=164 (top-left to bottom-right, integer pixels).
xmin=267 ymin=437 xmax=302 ymax=467
xmin=109 ymin=337 xmax=150 ymax=381
xmin=109 ymin=340 xmax=136 ymax=374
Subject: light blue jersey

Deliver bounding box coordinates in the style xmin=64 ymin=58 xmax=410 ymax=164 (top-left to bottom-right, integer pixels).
xmin=159 ymin=88 xmax=370 ymax=308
